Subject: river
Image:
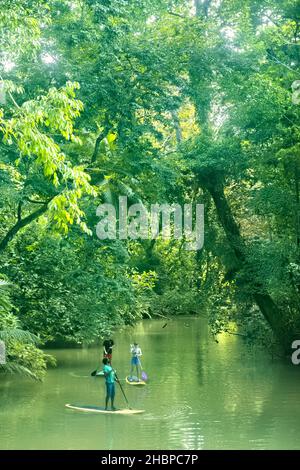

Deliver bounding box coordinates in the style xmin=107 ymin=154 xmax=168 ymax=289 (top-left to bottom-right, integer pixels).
xmin=1 ymin=317 xmax=300 ymax=450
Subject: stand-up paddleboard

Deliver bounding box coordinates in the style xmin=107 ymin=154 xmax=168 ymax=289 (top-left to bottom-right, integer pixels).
xmin=65 ymin=404 xmax=144 ymax=414
xmin=126 ymin=376 xmax=146 ymax=386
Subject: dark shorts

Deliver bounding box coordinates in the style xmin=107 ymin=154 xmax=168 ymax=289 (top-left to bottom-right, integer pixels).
xmin=131 ymin=357 xmax=140 ymax=366
xmin=103 ymin=353 xmax=112 ymax=362
xmin=106 ymin=382 xmax=115 ymax=399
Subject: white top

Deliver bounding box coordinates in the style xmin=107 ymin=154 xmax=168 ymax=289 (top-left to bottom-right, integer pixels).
xmin=130 ymin=345 xmax=142 ymax=357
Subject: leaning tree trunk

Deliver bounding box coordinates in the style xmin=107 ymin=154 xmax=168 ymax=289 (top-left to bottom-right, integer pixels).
xmin=201 ymin=178 xmax=293 ymax=353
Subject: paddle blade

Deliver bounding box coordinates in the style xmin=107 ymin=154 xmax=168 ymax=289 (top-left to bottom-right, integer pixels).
xmin=91 ymin=370 xmax=97 ymax=376
xmin=141 ymin=371 xmax=148 ymax=381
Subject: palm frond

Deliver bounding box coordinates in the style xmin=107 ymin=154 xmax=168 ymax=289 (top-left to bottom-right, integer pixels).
xmin=0 ymin=297 xmax=13 ymax=312
xmin=0 ymin=361 xmax=40 ymax=380
xmin=0 ymin=279 xmax=13 ymax=313
xmin=0 ymin=328 xmax=39 ymax=345
xmin=0 ymin=280 xmax=11 ymax=289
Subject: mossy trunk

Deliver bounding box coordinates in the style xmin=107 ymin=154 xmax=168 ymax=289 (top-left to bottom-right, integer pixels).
xmin=202 ymin=178 xmax=293 ymax=353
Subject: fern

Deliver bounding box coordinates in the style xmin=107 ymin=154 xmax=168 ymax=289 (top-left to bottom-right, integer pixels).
xmin=0 ymin=361 xmax=39 ymax=380
xmin=0 ymin=277 xmax=53 ymax=380
xmin=0 ymin=328 xmax=39 ymax=345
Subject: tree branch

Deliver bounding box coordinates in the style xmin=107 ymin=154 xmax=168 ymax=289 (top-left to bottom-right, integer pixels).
xmin=267 ymin=51 xmax=296 ymax=72
xmin=91 ymin=124 xmax=110 ymax=164
xmin=0 ymin=198 xmax=54 ymax=252
xmin=0 ymin=74 xmax=21 ymax=109
xmin=167 ymin=11 xmax=186 ymax=19
xmin=17 ymin=201 xmax=22 ymax=222
xmin=171 ymin=110 xmax=182 ymax=144
xmin=25 ymin=198 xmax=50 ymax=205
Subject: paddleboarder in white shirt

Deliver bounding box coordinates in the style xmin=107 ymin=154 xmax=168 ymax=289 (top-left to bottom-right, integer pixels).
xmin=130 ymin=342 xmax=142 ymax=380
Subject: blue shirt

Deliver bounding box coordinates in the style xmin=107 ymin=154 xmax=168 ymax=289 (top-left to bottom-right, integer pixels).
xmin=103 ymin=364 xmax=115 ymax=384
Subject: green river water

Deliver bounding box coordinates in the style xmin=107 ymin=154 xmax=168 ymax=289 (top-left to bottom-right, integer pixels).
xmin=1 ymin=317 xmax=300 ymax=450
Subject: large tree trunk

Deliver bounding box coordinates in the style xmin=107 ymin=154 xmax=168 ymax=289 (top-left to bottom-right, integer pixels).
xmin=202 ymin=178 xmax=293 ymax=352
xmin=194 ymin=0 xmax=211 ymax=17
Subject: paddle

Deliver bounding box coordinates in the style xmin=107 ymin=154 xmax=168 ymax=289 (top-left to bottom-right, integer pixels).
xmin=91 ymin=365 xmax=100 ymax=376
xmin=138 ymin=359 xmax=148 ymax=382
xmin=141 ymin=370 xmax=148 ymax=381
xmin=114 ymin=370 xmax=132 ymax=410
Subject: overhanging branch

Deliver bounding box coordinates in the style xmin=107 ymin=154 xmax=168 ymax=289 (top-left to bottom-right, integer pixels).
xmin=0 ymin=198 xmax=54 ymax=252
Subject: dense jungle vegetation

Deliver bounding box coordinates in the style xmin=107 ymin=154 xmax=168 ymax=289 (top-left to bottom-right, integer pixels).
xmin=0 ymin=0 xmax=299 ymax=378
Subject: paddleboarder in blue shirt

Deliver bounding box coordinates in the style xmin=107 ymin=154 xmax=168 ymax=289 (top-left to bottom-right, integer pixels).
xmin=102 ymin=357 xmax=116 ymax=411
